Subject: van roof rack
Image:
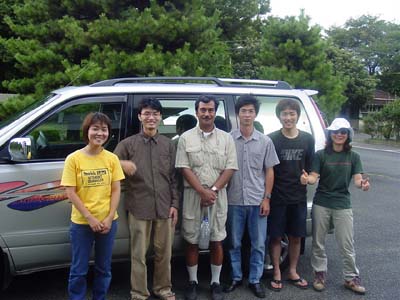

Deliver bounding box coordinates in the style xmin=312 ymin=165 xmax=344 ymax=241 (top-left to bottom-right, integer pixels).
xmin=90 ymin=76 xmax=291 ymax=89
xmin=90 ymin=77 xmax=225 ymax=87
xmin=217 ymin=78 xmax=291 ymax=89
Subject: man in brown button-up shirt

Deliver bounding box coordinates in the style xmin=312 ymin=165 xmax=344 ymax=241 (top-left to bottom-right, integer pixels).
xmin=114 ymin=97 xmax=178 ymax=300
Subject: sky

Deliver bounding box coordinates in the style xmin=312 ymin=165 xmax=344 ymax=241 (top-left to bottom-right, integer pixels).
xmin=269 ymin=0 xmax=399 ymax=29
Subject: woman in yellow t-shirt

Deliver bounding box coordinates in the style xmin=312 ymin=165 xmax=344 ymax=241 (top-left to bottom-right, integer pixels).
xmin=61 ymin=112 xmax=125 ymax=300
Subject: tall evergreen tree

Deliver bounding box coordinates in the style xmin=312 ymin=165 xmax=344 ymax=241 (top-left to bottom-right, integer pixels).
xmin=256 ymin=14 xmax=346 ymax=119
xmin=326 ymin=44 xmax=377 ymax=119
xmin=328 ymin=15 xmax=400 ymax=95
xmin=1 ymin=0 xmax=232 ymax=97
xmin=203 ymin=0 xmax=270 ymax=78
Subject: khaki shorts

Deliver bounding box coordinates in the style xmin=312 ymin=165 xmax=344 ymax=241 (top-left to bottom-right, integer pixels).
xmin=182 ymin=188 xmax=228 ymax=244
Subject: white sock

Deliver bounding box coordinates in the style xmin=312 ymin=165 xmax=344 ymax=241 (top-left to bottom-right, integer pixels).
xmin=210 ymin=264 xmax=222 ymax=285
xmin=187 ymin=265 xmax=198 ymax=283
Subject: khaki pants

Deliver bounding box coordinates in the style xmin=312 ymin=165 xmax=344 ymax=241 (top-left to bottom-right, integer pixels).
xmin=311 ymin=205 xmax=360 ymax=281
xmin=129 ymin=213 xmax=174 ymax=300
xmin=182 ymin=188 xmax=228 ymax=244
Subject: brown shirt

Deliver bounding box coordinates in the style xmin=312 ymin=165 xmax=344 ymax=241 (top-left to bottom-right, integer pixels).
xmin=114 ymin=132 xmax=179 ymax=220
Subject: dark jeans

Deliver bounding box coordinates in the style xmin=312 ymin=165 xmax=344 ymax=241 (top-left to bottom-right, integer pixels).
xmin=68 ymin=221 xmax=117 ymax=300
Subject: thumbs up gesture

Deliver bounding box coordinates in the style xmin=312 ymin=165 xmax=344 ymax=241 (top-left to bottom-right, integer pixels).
xmin=361 ymin=176 xmax=370 ymax=191
xmin=300 ymin=169 xmax=309 ymax=185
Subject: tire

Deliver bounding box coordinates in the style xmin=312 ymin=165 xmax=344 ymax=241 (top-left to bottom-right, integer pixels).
xmin=231 ymin=231 xmax=289 ymax=278
xmin=223 ymin=232 xmax=290 ymax=280
xmin=0 ymin=250 xmax=4 ymax=291
xmin=0 ymin=249 xmax=12 ymax=291
xmin=263 ymin=234 xmax=289 ymax=277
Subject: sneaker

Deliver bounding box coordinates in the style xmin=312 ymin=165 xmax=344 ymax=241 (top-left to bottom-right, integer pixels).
xmin=210 ymin=282 xmax=224 ymax=300
xmin=344 ymin=277 xmax=366 ymax=295
xmin=313 ymin=271 xmax=326 ymax=292
xmin=185 ymin=281 xmax=198 ymax=300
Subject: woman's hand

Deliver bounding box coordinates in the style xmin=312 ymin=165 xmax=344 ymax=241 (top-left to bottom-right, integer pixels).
xmin=86 ymin=214 xmax=104 ymax=232
xmin=361 ymin=177 xmax=370 ymax=191
xmin=99 ymin=216 xmax=113 ymax=234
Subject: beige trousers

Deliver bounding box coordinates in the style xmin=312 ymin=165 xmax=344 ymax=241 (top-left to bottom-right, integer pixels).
xmin=311 ymin=204 xmax=360 ymax=281
xmin=129 ymin=213 xmax=174 ymax=300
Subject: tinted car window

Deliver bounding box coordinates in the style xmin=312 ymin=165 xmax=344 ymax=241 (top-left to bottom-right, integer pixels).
xmin=23 ymin=101 xmax=124 ymax=159
xmin=245 ymin=96 xmax=312 ymax=134
xmin=134 ymin=95 xmax=228 ymax=141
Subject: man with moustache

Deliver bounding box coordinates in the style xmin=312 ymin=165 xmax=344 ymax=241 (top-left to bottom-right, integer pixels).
xmin=175 ymin=95 xmax=238 ymax=300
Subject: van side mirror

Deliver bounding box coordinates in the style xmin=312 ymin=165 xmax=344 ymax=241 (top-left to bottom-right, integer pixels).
xmin=8 ymin=137 xmax=34 ymax=160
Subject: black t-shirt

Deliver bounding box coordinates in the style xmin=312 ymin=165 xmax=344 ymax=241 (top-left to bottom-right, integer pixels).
xmin=268 ymin=129 xmax=315 ymax=206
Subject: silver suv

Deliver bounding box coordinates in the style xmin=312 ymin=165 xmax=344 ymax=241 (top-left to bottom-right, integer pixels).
xmin=0 ymin=77 xmax=326 ymax=289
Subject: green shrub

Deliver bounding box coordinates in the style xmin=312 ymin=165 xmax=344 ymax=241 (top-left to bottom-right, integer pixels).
xmin=363 ymin=113 xmax=379 ymax=139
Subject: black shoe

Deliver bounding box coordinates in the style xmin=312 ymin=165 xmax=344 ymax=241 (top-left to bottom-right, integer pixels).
xmin=210 ymin=282 xmax=224 ymax=300
xmin=223 ymin=279 xmax=243 ymax=293
xmin=248 ymin=282 xmax=266 ymax=298
xmin=185 ymin=281 xmax=198 ymax=300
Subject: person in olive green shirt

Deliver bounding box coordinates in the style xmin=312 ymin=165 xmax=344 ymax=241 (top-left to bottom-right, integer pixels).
xmin=114 ymin=98 xmax=179 ymax=300
xmin=301 ymin=118 xmax=370 ymax=295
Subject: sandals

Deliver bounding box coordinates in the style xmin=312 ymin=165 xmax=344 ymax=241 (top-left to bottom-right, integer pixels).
xmin=156 ymin=292 xmax=176 ymax=300
xmin=268 ymin=279 xmax=282 ymax=292
xmin=287 ymin=277 xmax=308 ymax=289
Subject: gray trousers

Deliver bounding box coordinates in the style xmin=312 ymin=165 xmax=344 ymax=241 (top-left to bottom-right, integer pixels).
xmin=311 ymin=204 xmax=360 ymax=281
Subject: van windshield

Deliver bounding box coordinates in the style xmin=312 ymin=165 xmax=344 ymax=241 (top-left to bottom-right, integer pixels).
xmin=0 ymin=94 xmax=57 ymax=128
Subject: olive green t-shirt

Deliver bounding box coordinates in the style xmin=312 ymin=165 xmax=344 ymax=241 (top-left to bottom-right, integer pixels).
xmin=311 ymin=149 xmax=363 ymax=209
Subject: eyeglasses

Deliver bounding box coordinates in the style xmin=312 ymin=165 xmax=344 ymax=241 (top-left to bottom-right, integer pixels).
xmin=141 ymin=111 xmax=160 ymax=118
xmin=331 ymin=129 xmax=348 ymax=135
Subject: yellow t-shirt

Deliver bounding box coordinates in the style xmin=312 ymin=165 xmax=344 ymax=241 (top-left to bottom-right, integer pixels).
xmin=61 ymin=149 xmax=125 ymax=224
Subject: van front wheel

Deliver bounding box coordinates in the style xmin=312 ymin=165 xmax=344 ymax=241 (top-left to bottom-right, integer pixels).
xmin=0 ymin=249 xmax=12 ymax=291
xmin=237 ymin=232 xmax=289 ymax=278
xmin=0 ymin=250 xmax=4 ymax=291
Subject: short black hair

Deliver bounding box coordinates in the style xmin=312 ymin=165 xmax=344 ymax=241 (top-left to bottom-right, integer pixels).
xmin=176 ymin=114 xmax=197 ymax=131
xmin=195 ymin=95 xmax=219 ymax=112
xmin=275 ymin=98 xmax=301 ymax=118
xmin=138 ymin=97 xmax=163 ymax=114
xmin=235 ymin=94 xmax=260 ymax=115
xmin=214 ymin=116 xmax=227 ymax=132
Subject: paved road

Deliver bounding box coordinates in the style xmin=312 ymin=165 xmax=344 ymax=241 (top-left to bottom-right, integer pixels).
xmin=1 ymin=146 xmax=399 ymax=300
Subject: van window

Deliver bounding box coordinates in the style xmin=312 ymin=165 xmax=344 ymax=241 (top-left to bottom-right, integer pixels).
xmin=245 ymin=96 xmax=312 ymax=134
xmin=135 ymin=96 xmax=228 ymax=141
xmin=24 ymin=102 xmax=124 ymax=159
